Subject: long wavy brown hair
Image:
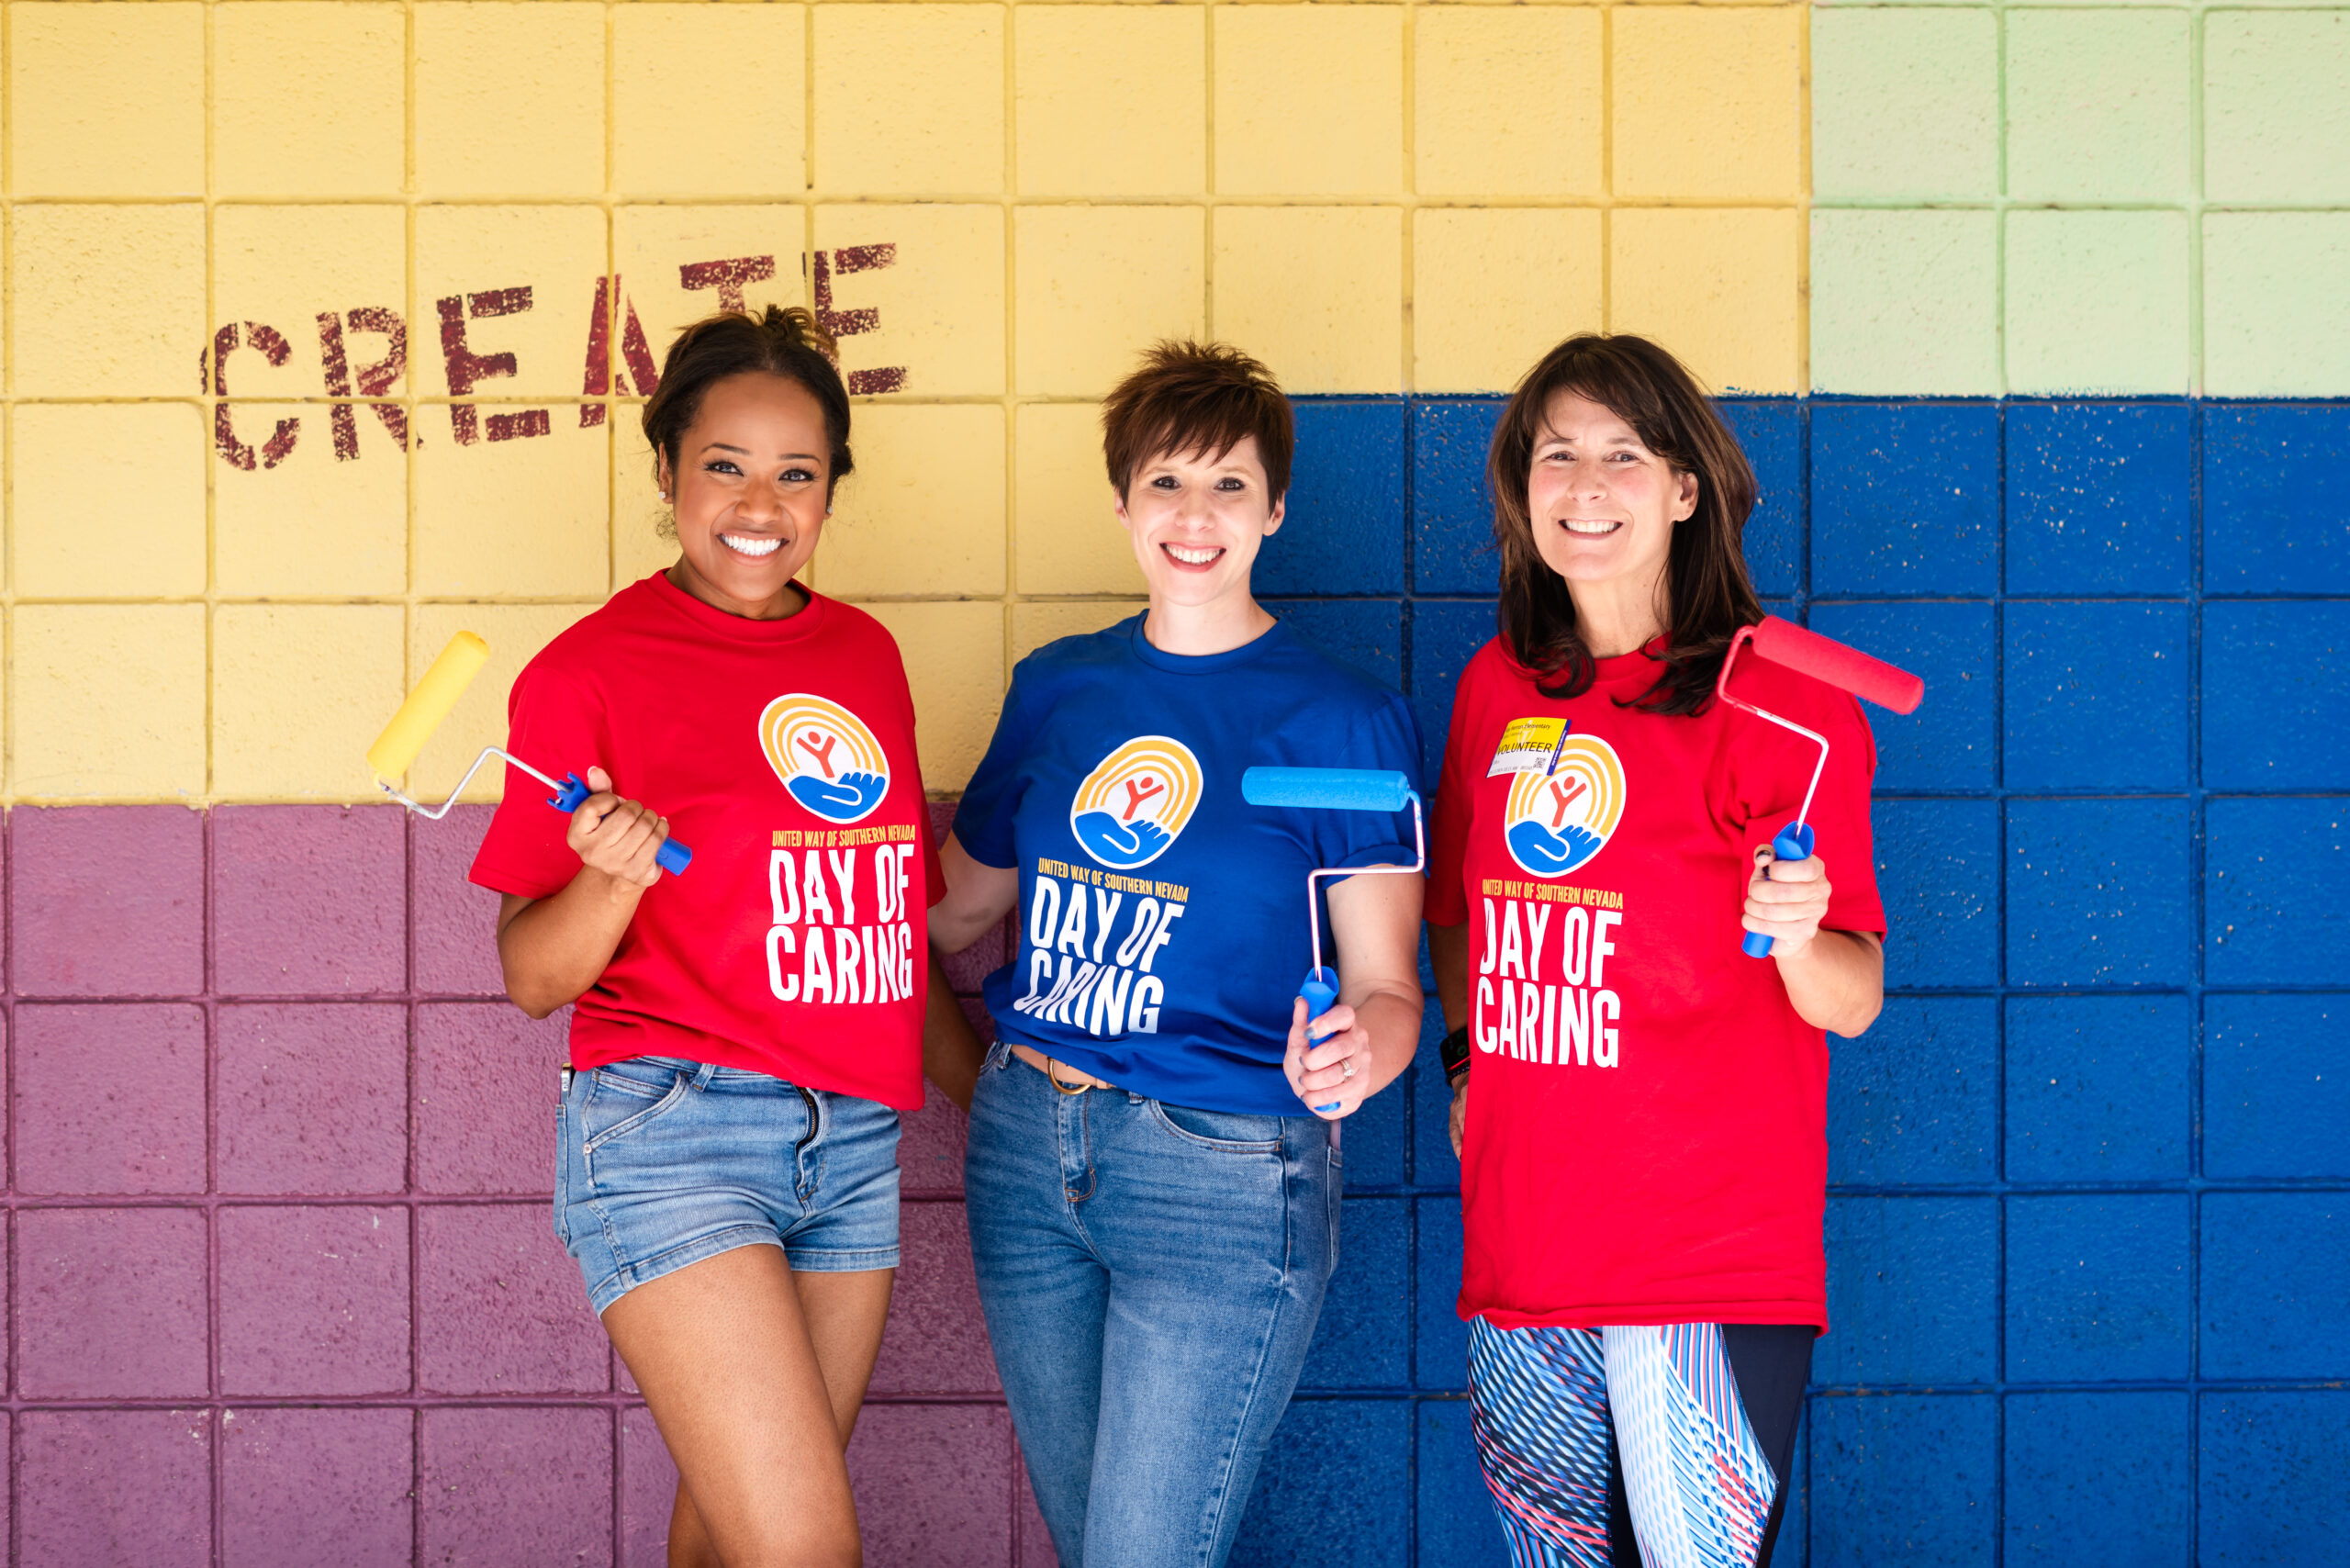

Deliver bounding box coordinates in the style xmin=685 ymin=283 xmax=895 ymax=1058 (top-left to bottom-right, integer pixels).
xmin=1486 ymin=333 xmax=1762 ymax=716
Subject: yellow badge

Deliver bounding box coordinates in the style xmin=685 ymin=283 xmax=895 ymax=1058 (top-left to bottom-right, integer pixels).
xmin=1487 ymin=716 xmax=1570 ymax=778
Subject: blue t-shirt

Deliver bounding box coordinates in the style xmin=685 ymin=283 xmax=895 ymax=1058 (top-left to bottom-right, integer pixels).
xmin=955 ymin=615 xmax=1423 ymax=1114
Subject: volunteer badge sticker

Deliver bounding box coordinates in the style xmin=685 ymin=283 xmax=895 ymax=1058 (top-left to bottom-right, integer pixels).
xmin=1497 ymin=729 xmax=1628 ymax=878
xmin=1070 ymin=736 xmax=1203 ymax=870
xmin=761 ymin=694 xmax=891 ymax=824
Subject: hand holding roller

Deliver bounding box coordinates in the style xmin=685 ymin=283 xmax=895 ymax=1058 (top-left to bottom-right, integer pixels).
xmin=367 ymin=633 xmax=692 ymax=877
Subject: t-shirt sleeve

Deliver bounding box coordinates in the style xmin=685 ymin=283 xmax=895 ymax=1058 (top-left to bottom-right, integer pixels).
xmin=1731 ymin=684 xmax=1886 ymax=936
xmin=1424 ymin=654 xmax=1484 ymax=928
xmin=950 ymin=660 xmax=1036 ymax=870
xmin=467 ymin=656 xmax=610 ymax=900
xmin=1316 ymin=690 xmax=1427 ymax=872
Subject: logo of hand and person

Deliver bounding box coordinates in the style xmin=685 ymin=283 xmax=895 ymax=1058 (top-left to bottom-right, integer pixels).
xmin=1069 ymin=736 xmax=1203 ymax=870
xmin=760 ymin=694 xmax=891 ymax=824
xmin=1502 ymin=734 xmax=1628 ymax=878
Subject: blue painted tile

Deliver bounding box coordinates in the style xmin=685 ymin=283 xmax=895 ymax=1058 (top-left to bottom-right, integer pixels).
xmin=2003 ymin=602 xmax=2191 ymax=790
xmin=1810 ymin=1394 xmax=1997 ymax=1568
xmin=2202 ymin=600 xmax=2350 ymax=790
xmin=1408 ymin=599 xmax=1499 ymax=790
xmin=1811 ymin=403 xmax=1999 ymax=598
xmin=2199 ymin=1193 xmax=2350 ymax=1380
xmin=1230 ymin=1397 xmax=1412 ymax=1568
xmin=2203 ymin=993 xmax=2350 ymax=1180
xmin=1808 ymin=602 xmax=1995 ymax=792
xmin=2005 ymin=1195 xmax=2190 ymax=1383
xmin=1266 ymin=599 xmax=1405 ymax=695
xmin=1721 ymin=397 xmax=1803 ymax=598
xmin=1301 ymin=1197 xmax=1409 ymax=1392
xmin=1416 ymin=1399 xmax=1510 ymax=1568
xmin=1818 ymin=1198 xmax=1997 ymax=1386
xmin=1827 ymin=996 xmax=1998 ymax=1186
xmin=1872 ymin=800 xmax=2002 ymax=990
xmin=1412 ymin=399 xmax=1505 ymax=596
xmin=2005 ymin=995 xmax=2190 ymax=1182
xmin=2206 ymin=797 xmax=2350 ymax=987
xmin=1337 ymin=1057 xmax=1409 ymax=1191
xmin=2199 ymin=1392 xmax=2350 ymax=1568
xmin=2005 ymin=1392 xmax=2189 ymax=1567
xmin=2006 ymin=798 xmax=2191 ymax=987
xmin=2005 ymin=402 xmax=2192 ymax=596
xmin=2203 ymin=404 xmax=2350 ymax=593
xmin=1780 ymin=1407 xmax=1809 ymax=1568
xmin=1412 ymin=1009 xmax=1463 ymax=1194
xmin=1258 ymin=400 xmax=1407 ymax=597
xmin=1415 ymin=1196 xmax=1470 ymax=1392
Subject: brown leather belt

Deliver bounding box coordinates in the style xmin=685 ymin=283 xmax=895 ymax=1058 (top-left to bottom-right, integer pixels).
xmin=1009 ymin=1043 xmax=1118 ymax=1094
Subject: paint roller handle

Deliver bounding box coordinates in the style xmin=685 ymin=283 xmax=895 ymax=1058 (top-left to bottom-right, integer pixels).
xmin=1741 ymin=822 xmax=1816 ymax=958
xmin=549 ymin=774 xmax=694 ymax=876
xmin=1301 ymin=967 xmax=1345 ymax=1113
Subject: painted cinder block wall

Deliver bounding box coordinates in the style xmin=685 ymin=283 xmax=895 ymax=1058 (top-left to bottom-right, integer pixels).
xmin=3 ymin=0 xmax=2346 ymax=1563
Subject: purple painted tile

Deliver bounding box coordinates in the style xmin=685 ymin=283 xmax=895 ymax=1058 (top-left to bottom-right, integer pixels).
xmin=221 ymin=1406 xmax=414 ymax=1568
xmin=14 ymin=1002 xmax=206 ymax=1194
xmin=17 ymin=1206 xmax=209 ymax=1397
xmin=215 ymin=805 xmax=406 ymax=995
xmin=415 ymin=803 xmax=509 ymax=996
xmin=869 ymin=1200 xmax=999 ymax=1396
xmin=901 ymin=1081 xmax=970 ymax=1199
xmin=1016 ymin=1451 xmax=1059 ymax=1568
xmin=11 ymin=806 xmax=204 ymax=997
xmin=961 ymin=995 xmax=998 ymax=1045
xmin=422 ymin=1406 xmax=612 ymax=1568
xmin=217 ymin=1002 xmax=407 ymax=1193
xmin=621 ymin=1406 xmax=682 ymax=1568
xmin=416 ymin=1001 xmax=565 ymax=1193
xmin=19 ymin=1409 xmax=212 ymax=1568
xmin=847 ymin=1403 xmax=1014 ymax=1568
xmin=418 ymin=1201 xmax=607 ymax=1394
xmin=219 ymin=1204 xmax=411 ymax=1395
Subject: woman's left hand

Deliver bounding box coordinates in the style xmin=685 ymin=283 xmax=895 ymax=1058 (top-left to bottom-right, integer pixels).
xmin=1284 ymin=995 xmax=1371 ymax=1120
xmin=1742 ymin=845 xmax=1833 ymax=957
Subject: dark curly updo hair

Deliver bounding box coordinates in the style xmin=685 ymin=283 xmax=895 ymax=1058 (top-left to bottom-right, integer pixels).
xmin=642 ymin=305 xmax=854 ymax=500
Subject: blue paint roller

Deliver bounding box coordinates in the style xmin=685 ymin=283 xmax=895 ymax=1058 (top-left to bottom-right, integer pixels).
xmin=1239 ymin=767 xmax=1426 ymax=1114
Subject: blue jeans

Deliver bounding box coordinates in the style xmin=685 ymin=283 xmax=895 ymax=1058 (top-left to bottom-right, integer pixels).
xmin=966 ymin=1044 xmax=1340 ymax=1568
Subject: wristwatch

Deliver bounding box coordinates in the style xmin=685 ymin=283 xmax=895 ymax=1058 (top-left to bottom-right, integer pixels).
xmin=1439 ymin=1025 xmax=1471 ymax=1088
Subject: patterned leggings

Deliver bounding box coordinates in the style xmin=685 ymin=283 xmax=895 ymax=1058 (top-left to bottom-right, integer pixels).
xmin=1467 ymin=1319 xmax=1811 ymax=1568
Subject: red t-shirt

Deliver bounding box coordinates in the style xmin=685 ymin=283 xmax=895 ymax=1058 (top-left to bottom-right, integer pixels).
xmin=1428 ymin=635 xmax=1886 ymax=1332
xmin=469 ymin=573 xmax=944 ymax=1109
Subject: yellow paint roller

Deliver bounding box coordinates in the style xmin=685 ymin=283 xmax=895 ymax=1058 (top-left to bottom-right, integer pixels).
xmin=368 ymin=632 xmax=692 ymax=875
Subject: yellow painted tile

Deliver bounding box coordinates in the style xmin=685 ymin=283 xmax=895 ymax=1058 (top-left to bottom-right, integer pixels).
xmin=1013 ymin=402 xmax=1143 ymax=597
xmin=10 ymin=207 xmax=206 ymax=398
xmin=214 ymin=207 xmax=408 ymax=403
xmin=613 ymin=207 xmax=810 ymax=364
xmin=409 ymin=603 xmax=599 ymax=801
xmin=416 ymin=206 xmax=609 ymax=404
xmin=1011 ymin=600 xmax=1144 ymax=667
xmin=1015 ymin=207 xmax=1205 ymax=397
xmin=812 ymin=206 xmax=1006 ymax=398
xmin=813 ymin=6 xmax=1004 ymax=196
xmin=1416 ymin=9 xmax=1603 ymax=197
xmin=212 ymin=605 xmax=408 ymax=800
xmin=819 ymin=404 xmax=1008 ymax=599
xmin=12 ymin=605 xmax=207 ymax=800
xmin=1215 ymin=7 xmax=1404 ymax=196
xmin=13 ymin=405 xmax=207 ymax=599
xmin=414 ymin=3 xmax=605 ymax=196
xmin=1413 ymin=208 xmax=1602 ymax=394
xmin=1614 ymin=8 xmax=1802 ymax=201
xmin=1609 ymin=207 xmax=1800 ymax=395
xmin=611 ymin=419 xmax=676 ymax=589
xmin=414 ymin=414 xmax=611 ymax=598
xmin=216 ymin=403 xmax=408 ymax=599
xmin=215 ymin=2 xmax=405 ymax=196
xmin=848 ymin=600 xmax=1005 ymax=793
xmin=1211 ymin=207 xmax=1404 ymax=394
xmin=1015 ymin=7 xmax=1206 ymax=196
xmin=614 ymin=6 xmax=806 ymax=196
xmin=9 ymin=2 xmax=204 ymax=196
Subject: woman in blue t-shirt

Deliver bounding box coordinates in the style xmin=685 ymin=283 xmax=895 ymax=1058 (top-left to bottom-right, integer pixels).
xmin=927 ymin=341 xmax=1427 ymax=1567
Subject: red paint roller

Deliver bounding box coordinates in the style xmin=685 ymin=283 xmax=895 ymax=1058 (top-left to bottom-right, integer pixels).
xmin=1714 ymin=616 xmax=1923 ymax=958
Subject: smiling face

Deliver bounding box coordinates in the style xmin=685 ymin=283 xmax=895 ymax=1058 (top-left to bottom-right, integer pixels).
xmin=1116 ymin=436 xmax=1285 ymax=612
xmin=1525 ymin=390 xmax=1698 ymax=626
xmin=657 ymin=371 xmax=834 ymax=620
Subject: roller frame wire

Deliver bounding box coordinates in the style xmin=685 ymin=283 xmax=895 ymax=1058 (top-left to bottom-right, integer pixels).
xmin=376 ymin=746 xmax=563 ymax=820
xmin=1303 ymin=794 xmax=1428 ymax=994
xmin=1713 ymin=626 xmax=1832 ymax=835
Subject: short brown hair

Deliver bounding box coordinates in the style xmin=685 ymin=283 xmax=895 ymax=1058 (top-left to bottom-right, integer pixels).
xmin=642 ymin=306 xmax=853 ymax=498
xmin=1100 ymin=340 xmax=1293 ymax=501
xmin=1488 ymin=333 xmax=1762 ymax=716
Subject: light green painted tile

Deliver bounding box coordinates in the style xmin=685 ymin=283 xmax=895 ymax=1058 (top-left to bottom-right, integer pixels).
xmin=2204 ymin=212 xmax=2350 ymax=398
xmin=2005 ymin=209 xmax=2189 ymax=396
xmin=1810 ymin=208 xmax=1999 ymax=395
xmin=2205 ymin=13 xmax=2350 ymax=205
xmin=1813 ymin=9 xmax=1998 ymax=202
xmin=2006 ymin=10 xmax=2190 ymax=202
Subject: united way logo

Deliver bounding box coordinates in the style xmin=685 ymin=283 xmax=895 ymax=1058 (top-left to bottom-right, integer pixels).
xmin=760 ymin=694 xmax=891 ymax=824
xmin=1069 ymin=736 xmax=1203 ymax=870
xmin=1501 ymin=734 xmax=1628 ymax=878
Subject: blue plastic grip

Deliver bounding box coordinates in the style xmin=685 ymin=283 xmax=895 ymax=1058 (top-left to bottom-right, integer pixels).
xmin=1302 ymin=966 xmax=1343 ymax=1112
xmin=1741 ymin=821 xmax=1816 ymax=958
xmin=547 ymin=772 xmax=694 ymax=877
xmin=1241 ymin=767 xmax=1416 ymax=814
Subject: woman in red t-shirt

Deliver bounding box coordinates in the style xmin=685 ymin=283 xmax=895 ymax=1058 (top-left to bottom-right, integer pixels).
xmin=1427 ymin=334 xmax=1887 ymax=1567
xmin=471 ymin=308 xmax=966 ymax=1568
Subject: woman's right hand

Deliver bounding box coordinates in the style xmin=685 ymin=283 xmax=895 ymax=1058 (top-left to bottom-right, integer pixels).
xmin=565 ymin=766 xmax=670 ymax=889
xmin=1449 ymin=1080 xmax=1468 ymax=1159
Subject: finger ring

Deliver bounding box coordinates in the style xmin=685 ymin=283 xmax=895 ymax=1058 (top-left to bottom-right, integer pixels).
xmin=1340 ymin=1058 xmax=1357 ymax=1081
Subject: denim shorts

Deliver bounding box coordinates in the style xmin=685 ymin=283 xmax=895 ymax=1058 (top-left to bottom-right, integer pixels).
xmin=554 ymin=1055 xmax=902 ymax=1315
